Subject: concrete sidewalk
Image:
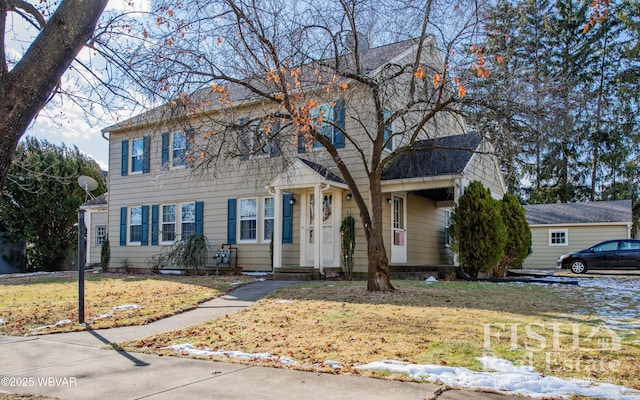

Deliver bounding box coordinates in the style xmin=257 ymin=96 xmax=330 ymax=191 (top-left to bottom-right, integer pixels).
xmin=0 ymin=280 xmax=509 ymax=400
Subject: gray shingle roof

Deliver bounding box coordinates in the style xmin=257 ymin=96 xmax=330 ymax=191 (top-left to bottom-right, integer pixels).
xmin=104 ymin=39 xmax=422 ymax=133
xmin=82 ymin=192 xmax=108 ymax=207
xmin=524 ymin=200 xmax=632 ymax=225
xmin=382 ymin=133 xmax=481 ymax=180
xmin=298 ymin=158 xmax=345 ymax=184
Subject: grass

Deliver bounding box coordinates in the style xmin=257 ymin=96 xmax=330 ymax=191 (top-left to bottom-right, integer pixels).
xmin=0 ymin=273 xmax=253 ymax=335
xmin=120 ymin=280 xmax=640 ymax=390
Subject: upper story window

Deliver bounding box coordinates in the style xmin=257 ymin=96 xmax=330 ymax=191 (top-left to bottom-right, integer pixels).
xmin=383 ymin=108 xmax=394 ymax=151
xmin=240 ymin=119 xmax=280 ymax=159
xmin=312 ymin=104 xmax=334 ymax=149
xmin=131 ymin=138 xmax=145 ymax=173
xmin=162 ymin=131 xmax=192 ymax=169
xmin=298 ymin=100 xmax=345 ymax=153
xmin=121 ymin=137 xmax=150 ymax=176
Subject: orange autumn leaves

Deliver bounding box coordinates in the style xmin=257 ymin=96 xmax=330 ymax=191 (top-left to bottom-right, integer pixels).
xmin=584 ymin=0 xmax=610 ymax=33
xmin=413 ymin=44 xmax=503 ymax=99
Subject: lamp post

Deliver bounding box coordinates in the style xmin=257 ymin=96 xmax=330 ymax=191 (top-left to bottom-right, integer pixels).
xmin=77 ymin=208 xmax=86 ymax=324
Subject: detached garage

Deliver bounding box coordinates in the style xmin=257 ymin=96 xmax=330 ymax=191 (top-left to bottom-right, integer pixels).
xmin=523 ymin=200 xmax=634 ymax=269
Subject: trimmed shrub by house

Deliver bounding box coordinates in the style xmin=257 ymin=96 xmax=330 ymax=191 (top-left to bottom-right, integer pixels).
xmin=449 ymin=181 xmax=506 ymax=278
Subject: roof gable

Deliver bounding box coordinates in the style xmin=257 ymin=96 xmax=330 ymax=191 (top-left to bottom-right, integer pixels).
xmin=382 ymin=133 xmax=481 ymax=180
xmin=524 ymin=200 xmax=632 ymax=225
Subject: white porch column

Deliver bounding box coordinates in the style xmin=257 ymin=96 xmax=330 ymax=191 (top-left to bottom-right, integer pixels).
xmin=314 ymin=184 xmax=322 ymax=271
xmin=273 ymin=188 xmax=283 ymax=270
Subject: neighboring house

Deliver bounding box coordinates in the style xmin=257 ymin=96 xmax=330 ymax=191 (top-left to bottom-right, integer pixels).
xmin=0 ymin=222 xmax=26 ymax=274
xmin=98 ymin=38 xmax=506 ymax=275
xmin=80 ymin=193 xmax=109 ymax=267
xmin=523 ymin=200 xmax=634 ymax=269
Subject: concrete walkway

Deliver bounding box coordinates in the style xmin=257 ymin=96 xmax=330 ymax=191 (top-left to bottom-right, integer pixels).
xmin=0 ymin=280 xmax=509 ymax=400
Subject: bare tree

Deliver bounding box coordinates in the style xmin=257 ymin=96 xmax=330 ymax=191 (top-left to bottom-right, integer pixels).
xmin=112 ymin=0 xmax=493 ymax=291
xmin=0 ymin=0 xmax=108 ymax=194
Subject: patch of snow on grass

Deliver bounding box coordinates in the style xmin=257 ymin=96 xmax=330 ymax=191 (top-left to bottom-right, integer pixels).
xmin=425 ymin=276 xmax=438 ymax=283
xmin=162 ymin=344 xmax=295 ymax=365
xmin=229 ymin=280 xmax=244 ymax=286
xmin=355 ymin=356 xmax=640 ymax=400
xmin=0 ymin=318 xmax=4 ymax=325
xmin=30 ymin=319 xmax=73 ymax=332
xmin=275 ymin=300 xmax=293 ymax=304
xmin=113 ymin=304 xmax=141 ymax=310
xmin=324 ymin=360 xmax=342 ymax=370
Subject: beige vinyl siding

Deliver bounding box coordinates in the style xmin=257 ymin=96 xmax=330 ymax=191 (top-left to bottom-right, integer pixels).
xmin=88 ymin=210 xmax=108 ymax=265
xmin=523 ymin=224 xmax=630 ymax=269
xmin=404 ymin=194 xmax=442 ymax=265
xmin=463 ymin=145 xmax=506 ymax=199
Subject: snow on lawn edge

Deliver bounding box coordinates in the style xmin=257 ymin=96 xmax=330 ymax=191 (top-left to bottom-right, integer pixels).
xmin=161 ymin=344 xmax=640 ymax=400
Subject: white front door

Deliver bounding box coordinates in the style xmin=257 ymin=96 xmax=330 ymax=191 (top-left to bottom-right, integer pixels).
xmin=305 ymin=191 xmax=337 ymax=267
xmin=391 ymin=194 xmax=407 ymax=263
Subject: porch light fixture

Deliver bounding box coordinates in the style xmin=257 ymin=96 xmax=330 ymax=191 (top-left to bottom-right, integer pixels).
xmin=346 ymin=193 xmax=353 ymax=200
xmin=289 ymin=197 xmax=296 ymax=205
xmin=387 ymin=197 xmax=392 ymax=204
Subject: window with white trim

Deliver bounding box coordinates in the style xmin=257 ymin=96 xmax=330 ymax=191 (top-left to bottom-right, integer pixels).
xmin=172 ymin=132 xmax=187 ymax=167
xmin=312 ymin=103 xmax=334 ymax=148
xmin=444 ymin=210 xmax=451 ymax=247
xmin=129 ymin=206 xmax=143 ymax=244
xmin=181 ymin=202 xmax=196 ymax=239
xmin=96 ymin=225 xmax=107 ymax=246
xmin=383 ymin=108 xmax=394 ymax=151
xmin=130 ymin=138 xmax=145 ymax=173
xmin=161 ymin=204 xmax=176 ymax=243
xmin=263 ymin=197 xmax=274 ymax=241
xmin=239 ymin=198 xmax=258 ymax=241
xmin=549 ymin=229 xmax=568 ymax=246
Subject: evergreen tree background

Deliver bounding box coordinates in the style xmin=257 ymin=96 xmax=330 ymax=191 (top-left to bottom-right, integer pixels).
xmin=0 ymin=137 xmax=106 ymax=271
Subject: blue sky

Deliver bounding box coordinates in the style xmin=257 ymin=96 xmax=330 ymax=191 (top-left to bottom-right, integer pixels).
xmin=10 ymin=0 xmax=152 ymax=171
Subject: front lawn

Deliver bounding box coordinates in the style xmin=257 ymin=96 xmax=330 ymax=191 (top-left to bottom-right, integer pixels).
xmin=120 ymin=280 xmax=640 ymax=390
xmin=0 ymin=273 xmax=253 ymax=335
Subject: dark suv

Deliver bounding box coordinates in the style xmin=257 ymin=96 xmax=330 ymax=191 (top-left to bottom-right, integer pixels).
xmin=557 ymin=239 xmax=640 ymax=274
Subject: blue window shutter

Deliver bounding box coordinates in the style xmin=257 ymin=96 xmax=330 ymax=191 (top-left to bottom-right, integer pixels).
xmin=151 ymin=205 xmax=159 ymax=245
xmin=333 ymin=99 xmax=345 ymax=148
xmin=161 ymin=132 xmax=169 ymax=166
xmin=282 ymin=193 xmax=293 ymax=244
xmin=121 ymin=140 xmax=129 ymax=176
xmin=120 ymin=207 xmax=127 ymax=246
xmin=297 ymin=135 xmax=307 ymax=153
xmin=227 ymin=199 xmax=237 ymax=244
xmin=269 ymin=122 xmax=281 ymax=158
xmin=141 ymin=205 xmax=149 ymax=246
xmin=143 ymin=136 xmax=151 ymax=173
xmin=195 ymin=201 xmax=204 ymax=235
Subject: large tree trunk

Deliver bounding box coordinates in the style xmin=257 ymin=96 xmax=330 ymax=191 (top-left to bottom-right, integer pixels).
xmin=364 ymin=176 xmax=395 ymax=292
xmin=0 ymin=0 xmax=108 ymax=193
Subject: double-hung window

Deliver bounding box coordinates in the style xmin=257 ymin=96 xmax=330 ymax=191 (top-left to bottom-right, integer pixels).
xmin=161 ymin=205 xmax=176 ymax=243
xmin=96 ymin=225 xmax=107 ymax=246
xmin=130 ymin=138 xmax=145 ymax=173
xmin=181 ymin=202 xmax=196 ymax=239
xmin=129 ymin=206 xmax=143 ymax=244
xmin=383 ymin=108 xmax=394 ymax=151
xmin=239 ymin=198 xmax=258 ymax=242
xmin=312 ymin=104 xmax=334 ymax=149
xmin=172 ymin=132 xmax=187 ymax=167
xmin=263 ymin=197 xmax=275 ymax=241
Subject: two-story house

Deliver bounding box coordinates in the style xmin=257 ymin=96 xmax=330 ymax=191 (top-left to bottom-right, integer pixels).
xmin=92 ymin=38 xmax=506 ymax=277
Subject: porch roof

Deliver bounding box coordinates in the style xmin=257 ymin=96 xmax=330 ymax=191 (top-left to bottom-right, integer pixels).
xmin=269 ymin=158 xmax=348 ymax=190
xmin=382 ymin=133 xmax=481 ymax=180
